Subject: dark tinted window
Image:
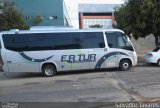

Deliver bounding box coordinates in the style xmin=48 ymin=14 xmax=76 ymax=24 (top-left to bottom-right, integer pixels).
xmin=153 ymin=47 xmax=160 ymax=52
xmin=80 ymin=32 xmax=105 ymax=48
xmin=106 ymin=32 xmax=134 ymax=51
xmin=116 ymin=32 xmax=134 ymax=51
xmin=2 ymin=33 xmax=80 ymax=51
xmin=54 ymin=33 xmax=80 ymax=50
xmin=2 ymin=34 xmax=29 ymax=51
xmin=2 ymin=32 xmax=104 ymax=51
xmin=105 ymin=33 xmax=117 ymax=48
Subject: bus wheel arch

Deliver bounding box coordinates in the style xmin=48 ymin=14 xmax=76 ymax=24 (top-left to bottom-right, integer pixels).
xmin=157 ymin=59 xmax=160 ymax=66
xmin=41 ymin=62 xmax=57 ymax=77
xmin=119 ymin=58 xmax=132 ymax=71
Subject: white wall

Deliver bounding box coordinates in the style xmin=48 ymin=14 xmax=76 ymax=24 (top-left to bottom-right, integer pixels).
xmin=64 ymin=0 xmax=79 ymax=28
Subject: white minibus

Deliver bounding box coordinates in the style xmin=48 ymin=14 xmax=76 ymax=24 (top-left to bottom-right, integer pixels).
xmin=0 ymin=27 xmax=137 ymax=77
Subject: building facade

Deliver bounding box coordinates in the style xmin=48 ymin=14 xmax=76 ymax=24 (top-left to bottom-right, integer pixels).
xmin=13 ymin=0 xmax=71 ymax=26
xmin=79 ymin=4 xmax=117 ymax=28
xmin=13 ymin=0 xmax=124 ymax=28
xmin=65 ymin=0 xmax=124 ymax=28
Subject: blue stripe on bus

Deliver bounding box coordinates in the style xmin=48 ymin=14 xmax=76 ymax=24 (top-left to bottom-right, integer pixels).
xmin=95 ymin=52 xmax=128 ymax=69
xmin=19 ymin=52 xmax=53 ymax=62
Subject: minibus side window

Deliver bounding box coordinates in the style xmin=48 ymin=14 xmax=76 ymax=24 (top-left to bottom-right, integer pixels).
xmin=105 ymin=33 xmax=117 ymax=48
xmin=117 ymin=35 xmax=126 ymax=49
xmin=106 ymin=32 xmax=134 ymax=51
xmin=2 ymin=33 xmax=81 ymax=51
xmin=80 ymin=32 xmax=105 ymax=49
xmin=2 ymin=32 xmax=105 ymax=51
xmin=116 ymin=32 xmax=134 ymax=51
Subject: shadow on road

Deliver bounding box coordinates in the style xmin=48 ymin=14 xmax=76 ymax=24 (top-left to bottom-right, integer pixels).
xmin=1 ymin=63 xmax=159 ymax=79
xmin=138 ymin=63 xmax=159 ymax=67
xmin=1 ymin=68 xmax=120 ymax=79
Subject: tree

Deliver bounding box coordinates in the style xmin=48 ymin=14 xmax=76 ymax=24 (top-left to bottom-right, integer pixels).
xmin=32 ymin=16 xmax=43 ymax=26
xmin=0 ymin=0 xmax=28 ymax=31
xmin=115 ymin=0 xmax=160 ymax=47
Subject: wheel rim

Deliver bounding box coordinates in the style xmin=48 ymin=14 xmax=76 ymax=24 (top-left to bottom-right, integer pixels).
xmin=158 ymin=60 xmax=160 ymax=66
xmin=45 ymin=68 xmax=53 ymax=76
xmin=123 ymin=62 xmax=129 ymax=69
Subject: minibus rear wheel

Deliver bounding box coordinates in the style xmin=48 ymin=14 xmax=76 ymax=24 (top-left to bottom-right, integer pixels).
xmin=157 ymin=59 xmax=160 ymax=66
xmin=119 ymin=59 xmax=131 ymax=71
xmin=42 ymin=64 xmax=57 ymax=77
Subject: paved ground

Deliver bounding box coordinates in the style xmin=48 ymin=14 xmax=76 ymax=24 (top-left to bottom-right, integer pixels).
xmin=116 ymin=64 xmax=160 ymax=102
xmin=0 ymin=64 xmax=160 ymax=108
xmin=0 ymin=70 xmax=129 ymax=102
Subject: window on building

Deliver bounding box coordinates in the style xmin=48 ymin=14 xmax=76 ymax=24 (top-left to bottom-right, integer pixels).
xmin=49 ymin=16 xmax=57 ymax=20
xmin=39 ymin=16 xmax=44 ymax=19
xmin=25 ymin=16 xmax=33 ymax=20
xmin=83 ymin=19 xmax=112 ymax=28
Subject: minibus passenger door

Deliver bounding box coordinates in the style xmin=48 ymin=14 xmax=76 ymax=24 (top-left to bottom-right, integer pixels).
xmin=89 ymin=48 xmax=105 ymax=70
xmin=105 ymin=32 xmax=119 ymax=68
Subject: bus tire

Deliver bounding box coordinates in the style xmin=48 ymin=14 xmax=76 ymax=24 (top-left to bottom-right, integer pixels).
xmin=42 ymin=64 xmax=56 ymax=77
xmin=119 ymin=59 xmax=131 ymax=71
xmin=157 ymin=59 xmax=160 ymax=66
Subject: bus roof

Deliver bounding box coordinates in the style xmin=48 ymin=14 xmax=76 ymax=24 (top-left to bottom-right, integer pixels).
xmin=0 ymin=26 xmax=124 ymax=34
xmin=30 ymin=26 xmax=75 ymax=30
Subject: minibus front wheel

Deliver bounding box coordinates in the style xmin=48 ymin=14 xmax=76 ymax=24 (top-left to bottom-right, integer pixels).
xmin=42 ymin=64 xmax=57 ymax=77
xmin=157 ymin=59 xmax=160 ymax=66
xmin=119 ymin=59 xmax=132 ymax=71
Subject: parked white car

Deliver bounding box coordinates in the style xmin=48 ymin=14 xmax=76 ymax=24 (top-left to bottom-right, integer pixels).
xmin=144 ymin=47 xmax=160 ymax=66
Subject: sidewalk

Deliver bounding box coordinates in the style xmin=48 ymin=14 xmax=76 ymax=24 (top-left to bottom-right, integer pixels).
xmin=116 ymin=66 xmax=160 ymax=102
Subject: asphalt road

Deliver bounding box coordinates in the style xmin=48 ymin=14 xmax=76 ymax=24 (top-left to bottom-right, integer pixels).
xmin=0 ymin=64 xmax=160 ymax=108
xmin=0 ymin=70 xmax=129 ymax=102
